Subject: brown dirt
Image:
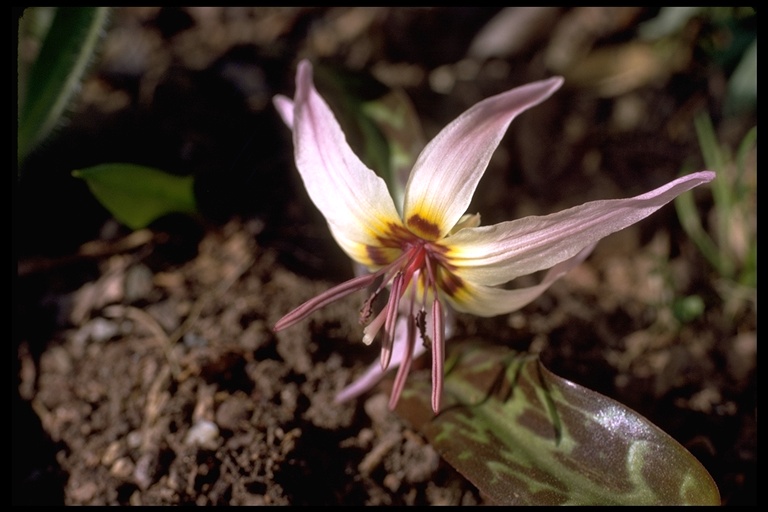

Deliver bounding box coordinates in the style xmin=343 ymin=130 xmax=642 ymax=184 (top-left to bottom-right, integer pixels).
xmin=15 ymin=7 xmax=755 ymax=505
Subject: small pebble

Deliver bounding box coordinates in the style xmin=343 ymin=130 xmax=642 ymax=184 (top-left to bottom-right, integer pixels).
xmin=185 ymin=419 xmax=220 ymax=448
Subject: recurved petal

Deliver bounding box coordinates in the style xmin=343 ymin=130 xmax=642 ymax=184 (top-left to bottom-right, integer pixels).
xmin=285 ymin=60 xmax=403 ymax=255
xmin=273 ymin=94 xmax=294 ymax=128
xmin=335 ymin=316 xmax=428 ymax=404
xmin=445 ymin=244 xmax=595 ymax=317
xmin=446 ymin=171 xmax=715 ymax=286
xmin=402 ymin=76 xmax=564 ymax=241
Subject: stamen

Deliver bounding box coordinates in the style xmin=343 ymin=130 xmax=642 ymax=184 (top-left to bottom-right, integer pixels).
xmin=389 ymin=288 xmax=417 ymax=410
xmin=359 ymin=289 xmax=380 ymax=325
xmin=380 ymin=273 xmax=405 ymax=371
xmin=274 ymin=273 xmax=378 ymax=332
xmin=275 ymin=247 xmax=415 ymax=333
xmin=424 ymin=252 xmax=438 ymax=296
xmin=362 ymin=306 xmax=387 ymax=345
xmin=431 ymin=299 xmax=445 ymax=413
xmin=275 ymin=229 xmax=453 ymax=414
xmin=415 ymin=308 xmax=427 ymax=340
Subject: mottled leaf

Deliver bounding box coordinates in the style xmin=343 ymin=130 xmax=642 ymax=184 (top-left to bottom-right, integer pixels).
xmin=72 ymin=163 xmax=197 ymax=230
xmin=395 ymin=339 xmax=720 ymax=505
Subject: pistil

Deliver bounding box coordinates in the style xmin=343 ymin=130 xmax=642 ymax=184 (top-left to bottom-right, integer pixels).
xmin=274 ymin=227 xmax=450 ymax=413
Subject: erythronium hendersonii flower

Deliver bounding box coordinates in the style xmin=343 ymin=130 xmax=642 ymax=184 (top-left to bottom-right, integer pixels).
xmin=273 ymin=59 xmax=715 ymax=414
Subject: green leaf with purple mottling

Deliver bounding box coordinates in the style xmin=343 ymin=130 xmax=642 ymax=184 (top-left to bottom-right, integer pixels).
xmin=395 ymin=339 xmax=720 ymax=505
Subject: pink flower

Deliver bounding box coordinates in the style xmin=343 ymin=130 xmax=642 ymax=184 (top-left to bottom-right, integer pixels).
xmin=273 ymin=59 xmax=714 ymax=413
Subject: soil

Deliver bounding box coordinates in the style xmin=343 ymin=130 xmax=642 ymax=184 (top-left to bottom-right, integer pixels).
xmin=15 ymin=7 xmax=755 ymax=505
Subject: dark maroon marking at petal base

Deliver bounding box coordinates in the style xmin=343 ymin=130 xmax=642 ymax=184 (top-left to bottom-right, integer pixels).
xmin=366 ymin=245 xmax=394 ymax=266
xmin=439 ymin=269 xmax=465 ymax=296
xmin=407 ymin=213 xmax=441 ymax=240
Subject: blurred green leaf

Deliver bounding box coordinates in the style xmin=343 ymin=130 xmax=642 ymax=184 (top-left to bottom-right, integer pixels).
xmin=17 ymin=7 xmax=111 ymax=167
xmin=72 ymin=163 xmax=197 ymax=230
xmin=674 ymin=182 xmax=725 ymax=277
xmin=725 ymin=39 xmax=756 ymax=116
xmin=676 ymin=113 xmax=756 ymax=287
xmin=637 ymin=7 xmax=703 ymax=40
xmin=395 ymin=339 xmax=720 ymax=505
